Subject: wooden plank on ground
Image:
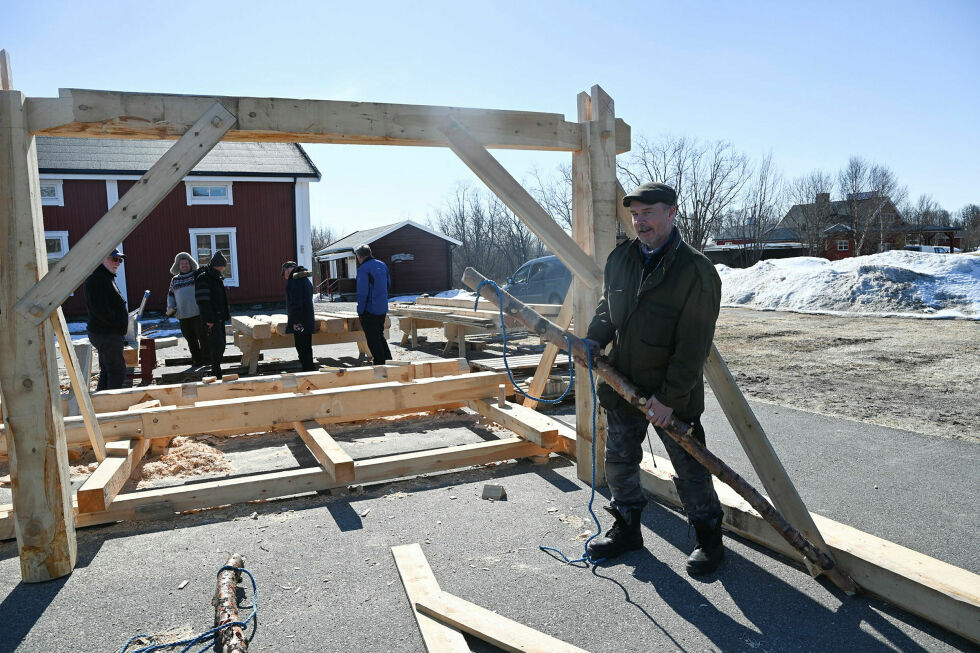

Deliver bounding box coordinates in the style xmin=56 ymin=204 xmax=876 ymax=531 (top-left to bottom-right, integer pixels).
xmin=353 ymin=437 xmax=545 ymax=482
xmin=293 ymin=420 xmax=354 ymax=483
xmin=15 ymin=101 xmax=236 ymax=324
xmin=392 ymin=544 xmax=469 ymax=653
xmin=639 ymin=455 xmax=980 ymax=645
xmin=52 ymin=307 xmax=107 ymax=461
xmin=416 ymin=590 xmax=589 ymax=653
xmin=470 ymin=354 xmax=570 ymax=373
xmin=75 ymin=438 xmax=150 ymax=513
xmin=465 ymin=399 xmax=560 ymax=450
xmin=28 ymin=88 xmax=632 ymax=153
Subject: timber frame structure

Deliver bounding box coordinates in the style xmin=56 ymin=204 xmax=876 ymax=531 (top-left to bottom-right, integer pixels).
xmin=0 ymin=50 xmax=977 ymax=645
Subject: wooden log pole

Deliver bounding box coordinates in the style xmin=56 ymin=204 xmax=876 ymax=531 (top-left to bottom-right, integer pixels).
xmin=52 ymin=307 xmax=106 ymax=460
xmin=213 ymin=553 xmax=249 ymax=653
xmin=0 ymin=89 xmax=77 ymax=581
xmin=461 ymin=266 xmax=857 ymax=594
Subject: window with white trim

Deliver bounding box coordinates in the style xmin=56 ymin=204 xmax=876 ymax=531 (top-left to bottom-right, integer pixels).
xmin=44 ymin=231 xmax=69 ymax=260
xmin=837 ymin=240 xmax=850 ymax=252
xmin=40 ymin=180 xmax=64 ymax=206
xmin=185 ymin=182 xmax=233 ymax=205
xmin=189 ymin=228 xmax=239 ymax=286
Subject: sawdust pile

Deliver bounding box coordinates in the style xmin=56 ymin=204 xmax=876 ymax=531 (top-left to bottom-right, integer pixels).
xmin=70 ymin=461 xmax=99 ymax=478
xmin=138 ymin=436 xmax=232 ymax=485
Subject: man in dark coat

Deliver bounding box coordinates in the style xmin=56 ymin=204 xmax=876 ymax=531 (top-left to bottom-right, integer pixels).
xmin=195 ymin=250 xmax=231 ymax=379
xmin=355 ymin=244 xmax=392 ymax=365
xmin=584 ymin=182 xmax=725 ymax=576
xmin=84 ymin=248 xmax=129 ymax=390
xmin=282 ymin=261 xmax=316 ymax=372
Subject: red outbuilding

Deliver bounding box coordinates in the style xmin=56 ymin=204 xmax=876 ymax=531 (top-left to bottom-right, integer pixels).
xmin=38 ymin=137 xmax=321 ymax=316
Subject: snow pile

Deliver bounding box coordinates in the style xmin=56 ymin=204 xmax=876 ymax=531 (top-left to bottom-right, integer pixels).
xmin=717 ymin=251 xmax=980 ymax=319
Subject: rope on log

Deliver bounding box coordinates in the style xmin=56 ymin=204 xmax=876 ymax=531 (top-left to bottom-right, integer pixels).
xmin=213 ymin=553 xmax=250 ymax=653
xmin=462 ymin=266 xmax=857 ymax=595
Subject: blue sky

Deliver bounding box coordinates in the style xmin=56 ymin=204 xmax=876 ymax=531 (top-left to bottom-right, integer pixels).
xmin=5 ymin=0 xmax=978 ymax=238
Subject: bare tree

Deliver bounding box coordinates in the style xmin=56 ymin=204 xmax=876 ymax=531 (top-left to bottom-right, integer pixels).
xmin=902 ymin=194 xmax=949 ymax=229
xmin=619 ymin=134 xmax=750 ymax=250
xmin=837 ymin=156 xmax=907 ymax=254
xmin=311 ymin=224 xmax=335 ymax=255
xmin=786 ymin=170 xmax=835 ymax=255
xmin=722 ymin=152 xmax=786 ymax=263
xmin=527 ymin=164 xmax=573 ymax=230
xmin=954 ymin=204 xmax=980 ymax=250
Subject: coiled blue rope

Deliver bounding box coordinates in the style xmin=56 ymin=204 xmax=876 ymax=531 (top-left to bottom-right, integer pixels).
xmin=119 ymin=565 xmax=258 ymax=653
xmin=473 ymin=282 xmax=604 ymax=565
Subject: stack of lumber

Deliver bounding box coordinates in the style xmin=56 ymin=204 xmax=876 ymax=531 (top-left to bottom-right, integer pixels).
xmin=416 ymin=295 xmax=562 ymax=318
xmin=232 ymin=312 xmax=362 ymax=339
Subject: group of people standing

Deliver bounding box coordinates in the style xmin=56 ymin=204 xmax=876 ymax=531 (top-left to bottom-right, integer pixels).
xmin=85 ymin=242 xmax=392 ymax=390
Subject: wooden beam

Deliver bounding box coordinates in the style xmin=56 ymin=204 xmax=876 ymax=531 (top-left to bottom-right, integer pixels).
xmin=465 ymin=399 xmax=560 ymax=450
xmin=0 ymin=50 xmax=11 ymax=91
xmin=615 ymin=179 xmax=638 ymax=240
xmin=51 ymin=307 xmax=107 ymax=461
xmin=438 ymin=116 xmax=602 ymax=289
xmin=14 ymin=101 xmax=236 ymax=324
xmin=639 ymin=455 xmax=980 ymax=645
xmin=353 ymin=437 xmax=545 ymax=483
xmin=0 ymin=89 xmax=77 ymax=581
xmin=27 ymin=88 xmax=631 ymax=153
xmin=416 ymin=590 xmax=589 ymax=653
xmin=0 ymin=371 xmax=509 ymax=452
xmin=293 ymin=420 xmax=354 ymax=483
xmin=704 ymin=345 xmax=838 ymax=577
xmin=392 ymin=544 xmax=470 ymax=653
xmin=523 ymin=293 xmax=574 ymax=410
xmin=230 ymin=316 xmax=272 ymax=339
xmin=75 ymin=438 xmax=150 ymax=513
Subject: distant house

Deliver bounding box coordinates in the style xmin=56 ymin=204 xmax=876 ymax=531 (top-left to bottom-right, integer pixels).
xmin=314 ymin=220 xmax=460 ymax=299
xmin=38 ymin=138 xmax=321 ymax=315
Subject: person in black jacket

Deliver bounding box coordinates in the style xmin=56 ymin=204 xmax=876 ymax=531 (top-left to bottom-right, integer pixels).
xmin=195 ymin=251 xmax=231 ymax=379
xmin=282 ymin=261 xmax=316 ymax=372
xmin=85 ymin=248 xmax=130 ymax=390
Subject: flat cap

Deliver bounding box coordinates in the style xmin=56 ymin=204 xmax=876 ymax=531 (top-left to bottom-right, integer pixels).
xmin=622 ymin=182 xmax=677 ymax=207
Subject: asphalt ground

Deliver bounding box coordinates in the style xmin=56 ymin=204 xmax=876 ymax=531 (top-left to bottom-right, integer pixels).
xmin=1 ymin=392 xmax=976 ymax=652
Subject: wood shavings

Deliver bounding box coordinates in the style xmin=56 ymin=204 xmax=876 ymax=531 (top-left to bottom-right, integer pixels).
xmin=137 ymin=436 xmax=232 ymax=487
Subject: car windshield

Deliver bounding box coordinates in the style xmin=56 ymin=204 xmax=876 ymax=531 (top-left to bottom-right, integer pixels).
xmin=511 ymin=264 xmax=531 ymax=284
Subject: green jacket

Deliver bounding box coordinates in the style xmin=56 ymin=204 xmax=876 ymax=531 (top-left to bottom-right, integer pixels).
xmin=586 ymin=230 xmax=721 ymax=420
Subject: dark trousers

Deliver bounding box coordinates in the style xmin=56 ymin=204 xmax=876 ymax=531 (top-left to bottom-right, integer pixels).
xmin=605 ymin=407 xmax=722 ymax=525
xmin=89 ymin=331 xmax=127 ymax=390
xmin=294 ymin=332 xmax=315 ymax=371
xmin=207 ymin=324 xmax=226 ymax=379
xmin=359 ymin=312 xmax=391 ymax=365
xmin=179 ymin=316 xmax=211 ymax=365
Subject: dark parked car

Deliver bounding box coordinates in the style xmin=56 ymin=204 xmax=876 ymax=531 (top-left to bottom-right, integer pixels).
xmin=502 ymin=255 xmax=571 ymax=304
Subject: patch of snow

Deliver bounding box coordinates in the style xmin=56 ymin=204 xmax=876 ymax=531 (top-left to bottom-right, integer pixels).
xmin=718 ymin=251 xmax=980 ymax=319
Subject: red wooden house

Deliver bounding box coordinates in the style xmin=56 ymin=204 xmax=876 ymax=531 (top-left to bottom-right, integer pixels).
xmin=38 ymin=137 xmax=320 ymax=316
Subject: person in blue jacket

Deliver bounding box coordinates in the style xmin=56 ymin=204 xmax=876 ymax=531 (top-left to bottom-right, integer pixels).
xmin=355 ymin=244 xmax=391 ymax=365
xmin=282 ymin=260 xmax=316 ymax=372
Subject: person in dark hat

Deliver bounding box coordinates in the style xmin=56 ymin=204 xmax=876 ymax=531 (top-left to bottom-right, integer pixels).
xmin=84 ymin=248 xmax=130 ymax=390
xmin=282 ymin=260 xmax=316 ymax=372
xmin=354 ymin=244 xmax=391 ymax=365
xmin=166 ymin=252 xmax=210 ymax=367
xmin=195 ymin=250 xmax=231 ymax=379
xmin=583 ymin=182 xmax=726 ymax=576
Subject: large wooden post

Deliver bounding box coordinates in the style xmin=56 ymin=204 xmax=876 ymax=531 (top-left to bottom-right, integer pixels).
xmin=0 ymin=89 xmax=77 ymax=581
xmin=572 ymin=86 xmax=619 ymax=484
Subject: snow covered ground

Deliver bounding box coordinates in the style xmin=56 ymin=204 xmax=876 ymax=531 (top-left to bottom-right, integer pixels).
xmin=717 ymin=251 xmax=980 ymax=319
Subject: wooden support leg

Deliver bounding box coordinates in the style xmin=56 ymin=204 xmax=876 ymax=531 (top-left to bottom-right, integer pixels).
xmin=0 ymin=89 xmax=77 ymax=580
xmin=356 ymin=334 xmax=370 ymax=358
xmin=457 ymin=326 xmax=467 ymax=357
xmin=399 ymin=318 xmax=411 ymax=347
xmin=52 ymin=307 xmax=107 ymax=461
xmin=523 ymin=294 xmax=574 ymax=410
xmin=410 ymin=319 xmax=418 ymax=349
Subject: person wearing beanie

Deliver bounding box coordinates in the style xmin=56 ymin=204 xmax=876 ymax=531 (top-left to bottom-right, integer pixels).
xmin=282 ymin=261 xmax=316 ymax=372
xmin=583 ymin=182 xmax=725 ymax=576
xmin=195 ymin=250 xmax=231 ymax=379
xmin=166 ymin=252 xmax=210 ymax=366
xmin=354 ymin=244 xmax=391 ymax=365
xmin=84 ymin=248 xmax=129 ymax=390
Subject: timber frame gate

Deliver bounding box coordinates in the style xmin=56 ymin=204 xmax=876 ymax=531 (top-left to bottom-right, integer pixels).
xmin=0 ymin=49 xmax=977 ymax=644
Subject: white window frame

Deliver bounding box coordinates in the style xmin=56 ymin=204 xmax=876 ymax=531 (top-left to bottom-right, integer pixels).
xmin=40 ymin=179 xmax=64 ymax=206
xmin=44 ymin=230 xmax=70 ymax=259
xmin=185 ymin=181 xmax=233 ymax=206
xmin=837 ymin=240 xmax=850 ymax=252
xmin=189 ymin=227 xmax=240 ymax=287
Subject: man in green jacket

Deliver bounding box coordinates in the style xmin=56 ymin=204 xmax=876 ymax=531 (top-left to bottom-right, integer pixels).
xmin=584 ymin=182 xmax=724 ymax=575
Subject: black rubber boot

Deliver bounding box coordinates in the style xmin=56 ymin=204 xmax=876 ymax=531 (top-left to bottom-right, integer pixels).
xmin=587 ymin=505 xmax=643 ymax=560
xmin=686 ymin=516 xmax=725 ymax=576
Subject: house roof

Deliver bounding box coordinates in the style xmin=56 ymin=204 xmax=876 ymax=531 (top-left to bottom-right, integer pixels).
xmin=315 ymin=220 xmax=462 ymax=259
xmin=36 ymin=137 xmax=321 ymax=179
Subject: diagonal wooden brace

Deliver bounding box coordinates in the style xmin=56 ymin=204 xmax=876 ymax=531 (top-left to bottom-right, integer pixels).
xmin=15 ymin=101 xmax=236 ymax=325
xmin=462 ymin=266 xmax=857 ymax=595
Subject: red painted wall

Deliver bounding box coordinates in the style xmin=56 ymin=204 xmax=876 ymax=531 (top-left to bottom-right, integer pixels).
xmin=43 ymin=179 xmax=297 ymax=316
xmin=368 ymin=225 xmax=453 ymax=294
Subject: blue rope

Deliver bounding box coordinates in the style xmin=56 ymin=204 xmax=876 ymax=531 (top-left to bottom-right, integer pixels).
xmin=119 ymin=566 xmax=258 ymax=653
xmin=472 ymin=282 xmax=604 ymax=565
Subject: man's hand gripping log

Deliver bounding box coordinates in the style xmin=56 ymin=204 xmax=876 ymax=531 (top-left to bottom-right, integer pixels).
xmin=462 ymin=266 xmax=857 ymax=595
